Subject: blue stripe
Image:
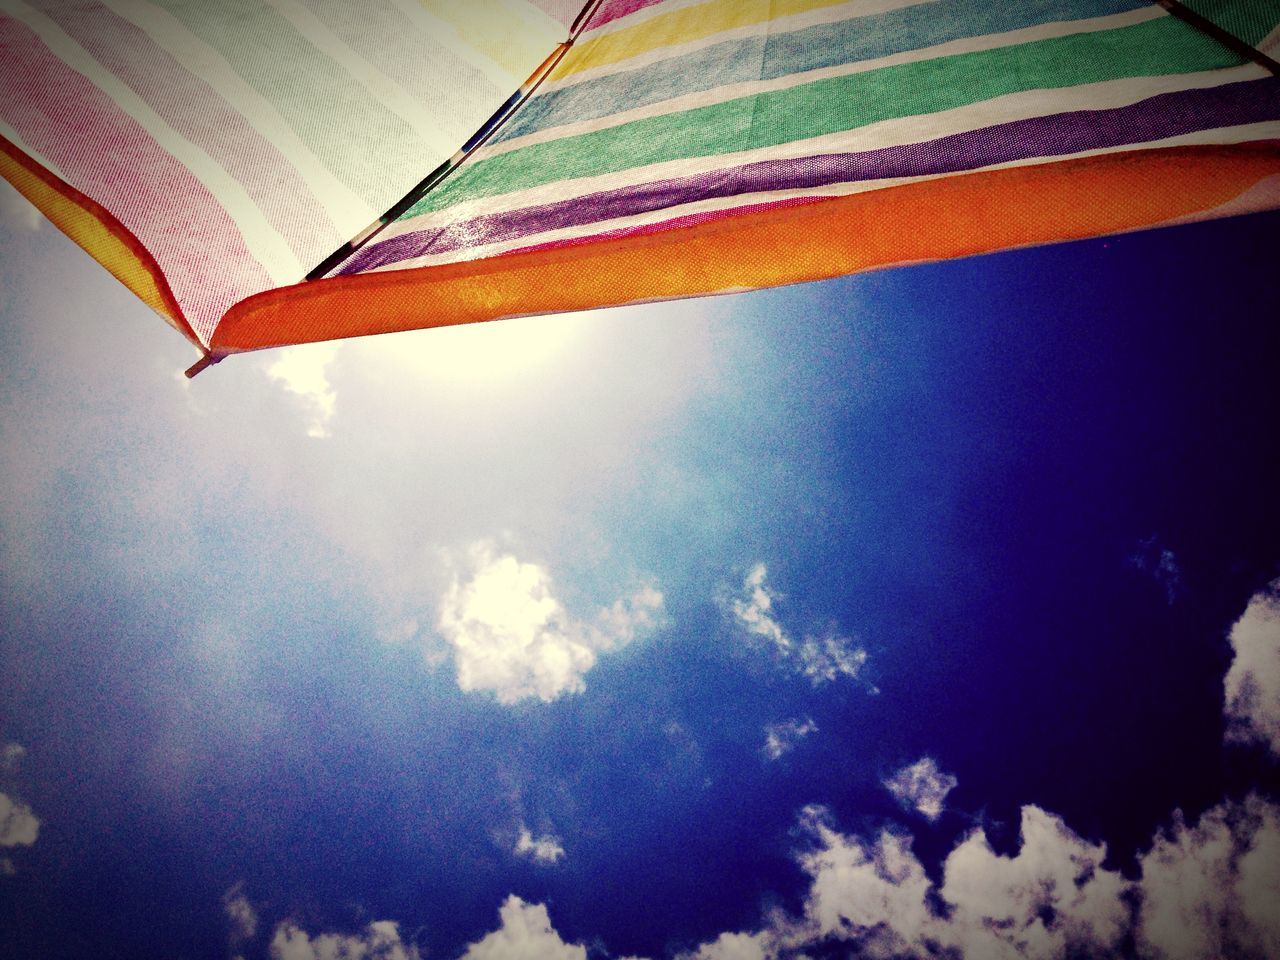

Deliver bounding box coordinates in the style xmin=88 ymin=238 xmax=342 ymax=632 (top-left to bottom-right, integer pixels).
xmin=463 ymin=89 xmax=524 ymax=152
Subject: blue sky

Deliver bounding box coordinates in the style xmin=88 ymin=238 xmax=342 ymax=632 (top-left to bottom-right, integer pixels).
xmin=1 ymin=179 xmax=1279 ymax=960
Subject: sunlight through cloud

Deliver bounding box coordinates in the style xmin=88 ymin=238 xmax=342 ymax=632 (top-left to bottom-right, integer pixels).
xmin=265 ymin=342 xmax=340 ymax=438
xmin=439 ymin=544 xmax=664 ymax=704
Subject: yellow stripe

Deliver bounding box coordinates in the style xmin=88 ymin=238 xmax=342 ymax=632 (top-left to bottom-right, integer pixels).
xmin=559 ymin=0 xmax=863 ymax=77
xmin=422 ymin=0 xmax=563 ymax=82
xmin=0 ymin=138 xmax=191 ymax=339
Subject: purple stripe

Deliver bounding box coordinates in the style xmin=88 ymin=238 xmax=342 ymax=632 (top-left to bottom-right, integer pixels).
xmin=341 ymin=78 xmax=1280 ymax=274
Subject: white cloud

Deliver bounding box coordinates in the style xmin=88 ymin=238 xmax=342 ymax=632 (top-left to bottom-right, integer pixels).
xmin=0 ymin=743 xmax=39 ymax=873
xmin=678 ymin=793 xmax=1280 ymax=960
xmin=686 ymin=802 xmax=1131 ymax=960
xmin=270 ymin=919 xmax=419 ymax=960
xmin=761 ymin=718 xmax=817 ymax=761
xmin=683 ymin=931 xmax=771 ymax=960
xmin=727 ymin=564 xmax=866 ymax=685
xmin=1223 ymin=580 xmax=1280 ymax=757
xmin=438 ymin=545 xmax=663 ymax=704
xmin=797 ymin=806 xmax=936 ymax=956
xmin=940 ymin=805 xmax=1130 ymax=959
xmin=515 ymin=825 xmax=566 ymax=865
xmin=459 ymin=895 xmax=586 ymax=960
xmin=223 ymin=882 xmax=258 ymax=945
xmin=0 ymin=792 xmax=40 ymax=847
xmin=265 ymin=342 xmax=341 ymax=438
xmin=882 ymin=757 xmax=958 ymax=822
xmin=1137 ymin=794 xmax=1280 ymax=960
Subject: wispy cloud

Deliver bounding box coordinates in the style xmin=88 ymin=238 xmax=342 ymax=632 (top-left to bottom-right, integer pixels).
xmin=223 ymin=882 xmax=258 ymax=955
xmin=459 ymin=895 xmax=586 ymax=960
xmin=515 ymin=825 xmax=566 ymax=865
xmin=882 ymin=756 xmax=958 ymax=822
xmin=270 ymin=919 xmax=418 ymax=960
xmin=0 ymin=743 xmax=25 ymax=774
xmin=731 ymin=564 xmax=789 ymax=652
xmin=761 ymin=718 xmax=817 ymax=761
xmin=727 ymin=564 xmax=866 ymax=685
xmin=1131 ymin=536 xmax=1181 ymax=604
xmin=795 ymin=635 xmax=867 ymax=685
xmin=1224 ymin=579 xmax=1280 ymax=757
xmin=265 ymin=342 xmax=341 ymax=438
xmin=439 ymin=544 xmax=664 ymax=705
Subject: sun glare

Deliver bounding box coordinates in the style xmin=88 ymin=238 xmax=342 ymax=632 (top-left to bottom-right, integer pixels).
xmin=367 ymin=312 xmax=591 ymax=385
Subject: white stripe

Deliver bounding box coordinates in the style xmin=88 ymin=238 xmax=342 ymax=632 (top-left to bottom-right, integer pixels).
xmin=372 ymin=119 xmax=1280 ymax=272
xmin=1259 ymin=22 xmax=1280 ymax=55
xmin=263 ymin=0 xmax=459 ymax=159
xmin=376 ymin=64 xmax=1267 ymax=247
xmin=557 ymin=0 xmax=939 ymax=90
xmin=495 ymin=5 xmax=1166 ymax=158
xmin=5 ymin=0 xmax=305 ymax=283
xmin=387 ymin=0 xmax=519 ymax=90
xmin=98 ymin=0 xmax=375 ymax=234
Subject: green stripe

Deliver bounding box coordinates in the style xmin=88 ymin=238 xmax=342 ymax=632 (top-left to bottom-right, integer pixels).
xmin=406 ymin=15 xmax=1240 ymax=219
xmin=149 ymin=0 xmax=427 ymax=205
xmin=1181 ymin=0 xmax=1280 ymax=46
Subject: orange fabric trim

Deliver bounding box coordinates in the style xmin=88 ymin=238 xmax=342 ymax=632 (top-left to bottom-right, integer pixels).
xmin=213 ymin=143 xmax=1280 ymax=354
xmin=0 ymin=134 xmax=198 ymax=347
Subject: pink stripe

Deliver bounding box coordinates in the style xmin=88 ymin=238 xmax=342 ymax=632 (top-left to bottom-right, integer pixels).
xmin=0 ymin=13 xmax=271 ymax=342
xmin=529 ymin=0 xmax=589 ymax=27
xmin=30 ymin=0 xmax=343 ymax=269
xmin=585 ymin=0 xmax=669 ymax=30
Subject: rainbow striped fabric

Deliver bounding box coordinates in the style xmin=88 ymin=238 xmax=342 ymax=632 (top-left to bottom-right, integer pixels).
xmin=3 ymin=0 xmax=1279 ymax=363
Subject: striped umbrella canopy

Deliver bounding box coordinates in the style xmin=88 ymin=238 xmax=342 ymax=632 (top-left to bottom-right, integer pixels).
xmin=2 ymin=0 xmax=1278 ymax=374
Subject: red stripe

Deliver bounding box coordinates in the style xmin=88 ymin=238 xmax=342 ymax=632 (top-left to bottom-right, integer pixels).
xmin=0 ymin=12 xmax=272 ymax=343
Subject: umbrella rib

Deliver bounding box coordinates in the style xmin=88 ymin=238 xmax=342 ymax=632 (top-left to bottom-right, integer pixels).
xmin=303 ymin=0 xmax=608 ymax=283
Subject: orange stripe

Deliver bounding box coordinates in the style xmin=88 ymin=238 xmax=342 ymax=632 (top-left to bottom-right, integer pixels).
xmin=0 ymin=134 xmax=197 ymax=346
xmin=212 ymin=142 xmax=1280 ymax=354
